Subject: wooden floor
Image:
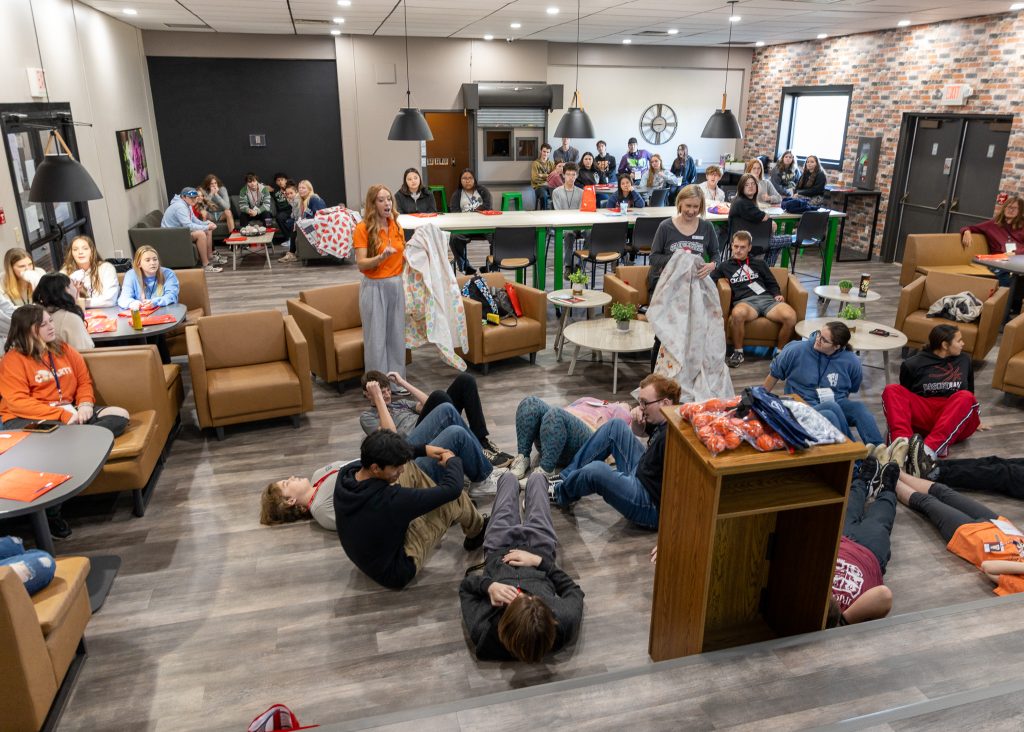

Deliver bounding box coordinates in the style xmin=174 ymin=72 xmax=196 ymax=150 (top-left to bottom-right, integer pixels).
xmin=16 ymin=241 xmax=1021 ymax=730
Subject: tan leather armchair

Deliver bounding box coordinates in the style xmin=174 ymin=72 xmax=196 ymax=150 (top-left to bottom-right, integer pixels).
xmin=0 ymin=557 xmax=91 ymax=732
xmin=167 ymin=268 xmax=211 ymax=358
xmin=81 ymin=345 xmax=175 ymax=517
xmin=286 ymin=282 xmax=364 ymax=386
xmin=717 ymin=266 xmax=808 ymax=349
xmin=456 ymin=273 xmax=546 ymax=374
xmin=603 ymin=265 xmax=651 ymax=320
xmin=899 ymin=233 xmax=994 ymax=286
xmin=993 ymin=313 xmax=1024 ymax=396
xmin=187 ymin=310 xmax=314 ymax=439
xmin=894 ymin=272 xmax=1006 ymax=362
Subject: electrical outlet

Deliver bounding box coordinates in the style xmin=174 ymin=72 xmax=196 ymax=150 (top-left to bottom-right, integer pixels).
xmin=14 ymin=227 xmax=22 ymax=245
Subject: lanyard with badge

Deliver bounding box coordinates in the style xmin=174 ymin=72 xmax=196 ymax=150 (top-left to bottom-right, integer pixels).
xmin=815 ymin=349 xmax=836 ymax=403
xmin=737 ymin=257 xmax=766 ymax=295
xmin=306 ymin=469 xmax=340 ymax=510
xmin=47 ymin=353 xmax=72 ymax=407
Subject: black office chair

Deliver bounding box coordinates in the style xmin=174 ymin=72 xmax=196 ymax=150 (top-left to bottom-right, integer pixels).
xmin=573 ymin=221 xmax=629 ymax=289
xmin=631 ymin=216 xmax=668 ymax=265
xmin=649 ymin=188 xmax=671 ymax=207
xmin=744 ymin=219 xmax=774 ymax=259
xmin=787 ymin=210 xmax=831 ymax=275
xmin=487 ymin=227 xmax=537 ymax=283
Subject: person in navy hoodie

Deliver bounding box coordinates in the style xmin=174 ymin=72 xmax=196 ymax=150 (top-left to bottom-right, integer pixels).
xmin=763 ymin=320 xmax=884 ymax=444
xmin=605 ymin=173 xmax=645 ymax=211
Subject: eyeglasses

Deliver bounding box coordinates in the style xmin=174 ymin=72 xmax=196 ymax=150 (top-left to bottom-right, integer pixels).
xmin=638 ymin=397 xmax=665 ymax=409
xmin=816 ymin=332 xmax=834 ymax=347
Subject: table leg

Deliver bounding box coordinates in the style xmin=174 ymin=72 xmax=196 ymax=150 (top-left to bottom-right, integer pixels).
xmin=553 ymin=228 xmax=565 ymax=291
xmin=85 ymin=555 xmax=121 ymax=612
xmin=836 ymin=193 xmax=850 ymax=260
xmin=568 ymin=344 xmax=581 ymax=376
xmin=265 ymin=243 xmax=272 ymax=270
xmin=883 ymin=350 xmax=891 ymax=383
xmin=29 ymin=509 xmax=54 ymax=554
xmin=868 ymin=193 xmax=881 ymax=259
xmin=817 ymin=297 xmax=831 ymax=317
xmin=821 ymin=217 xmax=840 ymax=286
xmin=232 ymin=246 xmax=238 ymax=271
xmin=555 ymin=307 xmax=570 ymax=361
xmin=535 ymin=228 xmax=547 ymax=290
xmin=612 ymin=352 xmax=619 ymax=394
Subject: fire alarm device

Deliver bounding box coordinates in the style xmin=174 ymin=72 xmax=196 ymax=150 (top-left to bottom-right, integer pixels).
xmin=0 ymin=206 xmax=6 ymax=225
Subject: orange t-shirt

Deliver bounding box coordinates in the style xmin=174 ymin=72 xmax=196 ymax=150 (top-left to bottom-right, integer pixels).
xmin=0 ymin=346 xmax=95 ymax=423
xmin=353 ymin=219 xmax=405 ymax=279
xmin=946 ymin=516 xmax=1024 ymax=596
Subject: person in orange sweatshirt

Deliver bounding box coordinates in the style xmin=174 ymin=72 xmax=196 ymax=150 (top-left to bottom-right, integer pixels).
xmin=0 ymin=304 xmax=128 ymax=433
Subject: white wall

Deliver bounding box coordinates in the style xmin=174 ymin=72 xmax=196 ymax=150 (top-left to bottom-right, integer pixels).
xmin=0 ymin=0 xmax=166 ymax=257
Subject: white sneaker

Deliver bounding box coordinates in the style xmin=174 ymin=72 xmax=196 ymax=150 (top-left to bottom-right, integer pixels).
xmin=469 ymin=468 xmax=507 ymax=499
xmin=509 ymin=453 xmax=530 ymax=479
xmin=203 ymin=263 xmax=223 ymax=273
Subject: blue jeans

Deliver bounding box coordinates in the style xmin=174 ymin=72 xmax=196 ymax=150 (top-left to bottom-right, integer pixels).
xmin=406 ymin=402 xmax=469 ymax=446
xmin=814 ymin=398 xmax=884 ymax=444
xmin=0 ymin=536 xmax=55 ymax=595
xmin=556 ymin=420 xmax=658 ymax=529
xmin=415 ymin=424 xmax=492 ymax=484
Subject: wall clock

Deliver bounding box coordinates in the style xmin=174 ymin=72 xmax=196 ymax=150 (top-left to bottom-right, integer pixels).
xmin=639 ymin=104 xmax=677 ymax=145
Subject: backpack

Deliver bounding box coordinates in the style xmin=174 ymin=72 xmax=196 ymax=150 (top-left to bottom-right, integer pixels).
xmin=461 ymin=275 xmax=499 ymax=315
xmin=780 ymin=197 xmax=817 ymax=214
xmin=739 ymin=387 xmax=815 ymax=450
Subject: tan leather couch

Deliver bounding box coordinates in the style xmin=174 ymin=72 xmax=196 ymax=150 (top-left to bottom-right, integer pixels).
xmin=0 ymin=557 xmax=91 ymax=732
xmin=993 ymin=313 xmax=1024 ymax=396
xmin=899 ymin=233 xmax=994 ymax=286
xmin=187 ymin=310 xmax=314 ymax=439
xmin=81 ymin=345 xmax=179 ymax=516
xmin=894 ymin=272 xmax=1006 ymax=362
xmin=717 ymin=266 xmax=808 ymax=349
xmin=456 ymin=273 xmax=546 ymax=374
xmin=603 ymin=265 xmax=652 ymax=320
xmin=167 ymin=268 xmax=211 ymax=358
xmin=286 ymin=282 xmax=364 ymax=385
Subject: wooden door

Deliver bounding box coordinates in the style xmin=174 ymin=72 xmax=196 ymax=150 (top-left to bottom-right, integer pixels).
xmin=425 ymin=112 xmax=470 ymax=208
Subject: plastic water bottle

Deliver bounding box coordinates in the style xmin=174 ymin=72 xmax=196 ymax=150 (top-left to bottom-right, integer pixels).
xmin=621 ymin=201 xmax=629 ymax=216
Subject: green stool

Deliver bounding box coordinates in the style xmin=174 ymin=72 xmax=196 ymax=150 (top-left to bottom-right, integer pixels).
xmin=501 ymin=191 xmax=524 ymax=211
xmin=429 ymin=185 xmax=448 ymax=213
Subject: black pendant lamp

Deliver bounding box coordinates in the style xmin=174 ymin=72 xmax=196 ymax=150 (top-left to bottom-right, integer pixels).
xmin=387 ymin=0 xmax=433 ymax=141
xmin=29 ymin=130 xmax=103 ymax=202
xmin=553 ymin=0 xmax=595 ymax=139
xmin=701 ymin=1 xmax=744 ymax=140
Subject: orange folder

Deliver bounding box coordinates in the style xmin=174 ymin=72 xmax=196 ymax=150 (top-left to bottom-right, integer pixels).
xmin=0 ymin=467 xmax=71 ymax=502
xmin=0 ymin=432 xmax=29 ymax=455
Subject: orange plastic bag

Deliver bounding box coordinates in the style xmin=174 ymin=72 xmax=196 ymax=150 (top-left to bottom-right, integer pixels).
xmin=580 ymin=185 xmax=596 ymax=212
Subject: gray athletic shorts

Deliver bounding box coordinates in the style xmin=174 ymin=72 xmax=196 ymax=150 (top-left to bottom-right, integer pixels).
xmin=736 ymin=293 xmax=780 ymax=317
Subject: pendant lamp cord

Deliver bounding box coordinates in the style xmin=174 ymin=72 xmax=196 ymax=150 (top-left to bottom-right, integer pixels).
xmin=403 ymin=0 xmax=412 ymax=107
xmin=722 ymin=1 xmax=735 ymax=107
xmin=573 ymin=0 xmax=581 ymax=106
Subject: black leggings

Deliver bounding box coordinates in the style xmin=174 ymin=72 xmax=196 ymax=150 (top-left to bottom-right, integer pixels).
xmin=844 ymin=477 xmax=897 ymax=572
xmin=935 ymin=456 xmax=1024 ymax=499
xmin=908 ymin=483 xmax=999 ymax=544
xmin=415 ymin=373 xmax=489 ymax=443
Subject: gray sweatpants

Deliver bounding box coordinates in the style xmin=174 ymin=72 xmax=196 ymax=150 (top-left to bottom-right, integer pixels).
xmin=484 ymin=472 xmax=558 ymax=562
xmin=359 ymin=275 xmax=406 ymax=378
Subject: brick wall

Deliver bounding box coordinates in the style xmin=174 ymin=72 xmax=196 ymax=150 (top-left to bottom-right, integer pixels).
xmin=743 ymin=12 xmax=1024 ymax=260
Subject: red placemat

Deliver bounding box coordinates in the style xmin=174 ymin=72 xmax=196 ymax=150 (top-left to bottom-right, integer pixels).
xmin=409 ymin=212 xmax=439 ymax=218
xmin=118 ymin=306 xmax=158 ymax=318
xmin=476 ymin=210 xmax=502 ymax=216
xmin=0 ymin=432 xmax=29 ymax=455
xmin=225 ymin=236 xmax=247 ymax=243
xmin=141 ymin=314 xmax=177 ymax=326
xmin=0 ymin=467 xmax=70 ymax=502
xmin=976 ymin=253 xmax=1009 ymax=261
xmin=86 ymin=317 xmax=117 ymax=334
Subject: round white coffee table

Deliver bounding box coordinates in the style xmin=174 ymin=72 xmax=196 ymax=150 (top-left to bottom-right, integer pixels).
xmin=796 ymin=317 xmax=907 ymax=382
xmin=547 ymin=288 xmax=613 ymax=361
xmin=563 ymin=318 xmax=655 ymax=393
xmin=813 ymin=285 xmax=880 ymax=316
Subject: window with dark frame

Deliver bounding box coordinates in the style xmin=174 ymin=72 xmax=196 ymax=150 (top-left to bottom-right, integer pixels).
xmin=483 ymin=130 xmax=512 ymax=161
xmin=516 ymin=137 xmax=538 ymax=161
xmin=775 ymin=85 xmax=853 ymax=170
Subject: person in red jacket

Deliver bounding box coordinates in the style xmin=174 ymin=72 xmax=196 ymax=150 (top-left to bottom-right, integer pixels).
xmin=960 ymin=196 xmax=1024 ymax=259
xmin=0 ymin=304 xmax=128 ymax=433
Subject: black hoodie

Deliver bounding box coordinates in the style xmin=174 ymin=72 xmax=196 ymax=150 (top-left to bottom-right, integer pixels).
xmin=899 ymin=350 xmax=974 ymax=399
xmin=334 ymin=447 xmax=463 ymax=589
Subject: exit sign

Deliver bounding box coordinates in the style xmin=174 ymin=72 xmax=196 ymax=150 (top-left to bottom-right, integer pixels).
xmin=938 ymin=84 xmax=972 ymax=106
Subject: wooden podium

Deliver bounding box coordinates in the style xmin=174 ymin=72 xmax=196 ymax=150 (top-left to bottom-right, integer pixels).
xmin=649 ymin=408 xmax=867 ymax=662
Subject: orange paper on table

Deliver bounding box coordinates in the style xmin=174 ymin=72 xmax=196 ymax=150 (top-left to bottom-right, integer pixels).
xmin=0 ymin=432 xmax=29 ymax=455
xmin=86 ymin=317 xmax=118 ymax=334
xmin=140 ymin=314 xmax=176 ymax=326
xmin=580 ymin=185 xmax=597 ymax=212
xmin=0 ymin=467 xmax=71 ymax=502
xmin=976 ymin=253 xmax=1009 ymax=261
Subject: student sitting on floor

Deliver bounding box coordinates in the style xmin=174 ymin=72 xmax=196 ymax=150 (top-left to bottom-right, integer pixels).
xmin=881 ymin=324 xmax=982 ymax=477
xmin=548 ymin=374 xmax=681 ymax=530
xmin=359 ymin=370 xmax=512 ymax=467
xmin=333 ymin=429 xmax=487 ymax=590
xmin=895 ymin=467 xmax=1024 ymax=597
xmin=117 ymin=245 xmax=180 ymax=310
xmin=711 ymin=230 xmax=797 ymax=368
xmin=460 ymin=472 xmax=584 ymax=662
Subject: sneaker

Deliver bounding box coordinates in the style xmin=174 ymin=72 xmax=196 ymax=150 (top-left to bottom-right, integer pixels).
xmin=871 ymin=443 xmax=890 ymax=461
xmin=463 ymin=515 xmax=489 ymax=551
xmin=468 ymin=468 xmax=507 ymax=499
xmin=509 ymin=453 xmax=530 ymax=479
xmin=547 ymin=477 xmax=566 ymax=506
xmin=906 ymin=435 xmax=936 ymax=479
xmin=203 ymin=263 xmax=223 ymax=273
xmin=726 ymin=351 xmax=744 ymax=368
xmin=212 ymin=253 xmax=228 ymax=264
xmin=886 ymin=437 xmax=910 ymax=468
xmin=482 ymin=438 xmax=514 ymax=468
xmin=279 ymin=252 xmax=298 ymax=262
xmin=49 ymin=515 xmax=72 ymax=540
xmin=876 ymin=461 xmax=900 ymax=496
xmin=856 ymin=456 xmax=880 ymax=489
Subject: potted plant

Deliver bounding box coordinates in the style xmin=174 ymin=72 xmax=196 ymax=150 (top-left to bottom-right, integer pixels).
xmin=610 ymin=302 xmax=637 ymax=332
xmin=837 ymin=279 xmax=854 ymax=295
xmin=838 ymin=303 xmax=863 ymax=330
xmin=568 ymin=269 xmax=587 ymax=296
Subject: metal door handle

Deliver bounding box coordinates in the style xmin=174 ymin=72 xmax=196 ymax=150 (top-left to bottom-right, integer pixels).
xmin=906 ymin=198 xmax=947 ymax=211
xmin=949 ymin=198 xmax=959 ymax=211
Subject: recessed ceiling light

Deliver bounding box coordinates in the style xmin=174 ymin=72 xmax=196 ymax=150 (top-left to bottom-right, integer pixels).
xmin=483 ymin=34 xmax=494 ymax=40
xmin=729 ymin=14 xmax=741 ymax=22
xmin=817 ymin=33 xmax=828 ymax=39
xmin=333 ymin=17 xmax=344 ymax=24
xmin=622 ymin=38 xmax=632 ymax=44
xmin=330 ymin=29 xmax=341 ymax=35
xmin=667 ymin=28 xmax=678 ymax=35
xmin=755 ymin=41 xmax=765 ymax=47
xmin=337 ymin=0 xmax=351 ymax=5
xmin=1012 ymin=2 xmax=1024 ymax=9
xmin=510 ymin=22 xmax=521 ymax=29
xmin=122 ymin=7 xmax=137 ymax=15
xmin=546 ymin=6 xmax=559 ymax=14
xmin=897 ymin=19 xmax=910 ymax=27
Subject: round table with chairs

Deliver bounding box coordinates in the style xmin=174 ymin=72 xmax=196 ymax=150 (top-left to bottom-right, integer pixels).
xmin=564 ymin=318 xmax=655 ymax=394
xmin=547 ymin=288 xmax=612 ymax=361
xmin=795 ymin=317 xmax=907 ymax=383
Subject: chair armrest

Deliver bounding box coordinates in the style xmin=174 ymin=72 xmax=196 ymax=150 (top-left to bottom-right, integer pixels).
xmin=976 ymin=285 xmax=1009 ymax=360
xmin=894 ymin=276 xmax=927 ymax=331
xmin=286 ymin=299 xmax=334 ymax=382
xmin=717 ymin=279 xmax=732 ymax=316
xmin=786 ymin=275 xmax=809 ymax=320
xmin=83 ymin=345 xmax=166 ymax=417
xmin=0 ymin=565 xmax=56 ymax=727
xmin=186 ymin=324 xmax=212 ymax=428
xmin=604 ymin=274 xmax=642 ymax=315
xmin=993 ymin=312 xmax=1024 ymax=389
xmin=284 ymin=315 xmax=314 ymax=412
xmin=511 ymin=283 xmax=547 ymax=328
xmin=461 ymin=297 xmax=483 ymax=361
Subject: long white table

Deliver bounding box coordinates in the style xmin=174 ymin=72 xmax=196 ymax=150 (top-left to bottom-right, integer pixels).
xmin=398 ymin=207 xmax=845 ymax=291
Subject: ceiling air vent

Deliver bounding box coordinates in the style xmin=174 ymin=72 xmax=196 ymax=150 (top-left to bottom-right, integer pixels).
xmin=632 ymin=30 xmax=670 ymax=37
xmin=717 ymin=40 xmax=757 ymax=46
xmin=163 ymin=23 xmax=211 ymax=29
xmin=295 ymin=19 xmax=334 ymax=26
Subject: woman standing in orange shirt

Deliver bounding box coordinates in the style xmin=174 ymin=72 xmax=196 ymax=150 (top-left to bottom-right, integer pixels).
xmin=354 ymin=184 xmax=407 ymax=380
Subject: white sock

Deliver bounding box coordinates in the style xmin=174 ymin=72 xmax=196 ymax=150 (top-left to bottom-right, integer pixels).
xmin=924 ymin=444 xmax=938 ymax=459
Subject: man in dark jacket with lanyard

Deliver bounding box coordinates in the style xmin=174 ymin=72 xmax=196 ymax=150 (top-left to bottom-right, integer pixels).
xmin=460 ymin=472 xmax=584 ymax=662
xmin=712 ymin=230 xmax=797 ymax=368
